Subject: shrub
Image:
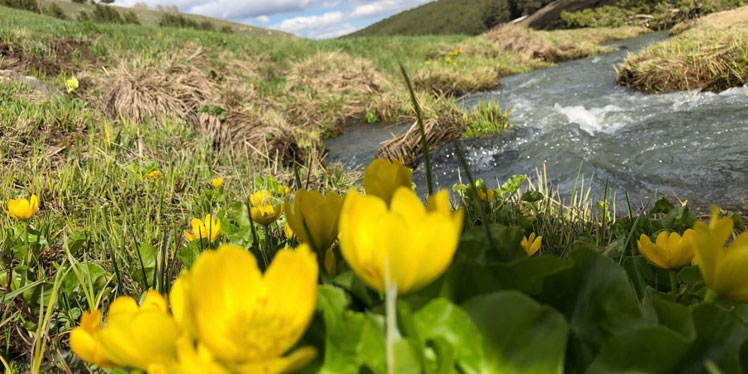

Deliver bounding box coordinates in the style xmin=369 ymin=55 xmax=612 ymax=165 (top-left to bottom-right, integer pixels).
xmin=219 ymin=25 xmax=233 ymax=33
xmin=158 ymin=13 xmax=216 ymax=31
xmin=0 ymin=0 xmax=40 ymax=13
xmin=121 ymin=9 xmax=139 ymax=24
xmin=77 ymin=4 xmax=138 ymax=24
xmin=42 ymin=1 xmax=67 ymax=19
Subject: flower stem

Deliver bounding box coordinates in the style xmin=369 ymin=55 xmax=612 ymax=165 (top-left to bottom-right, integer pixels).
xmin=262 ymin=224 xmax=271 ymax=267
xmin=704 ymin=288 xmax=718 ymax=303
xmin=385 ymin=259 xmax=397 ymax=374
xmin=669 ymin=271 xmax=678 ymax=295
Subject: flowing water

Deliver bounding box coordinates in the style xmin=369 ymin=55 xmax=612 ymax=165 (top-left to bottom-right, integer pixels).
xmin=327 ymin=31 xmax=748 ymax=208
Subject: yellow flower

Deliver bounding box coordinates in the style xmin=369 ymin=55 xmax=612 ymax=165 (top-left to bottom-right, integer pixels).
xmin=339 ymin=188 xmax=463 ymax=293
xmin=96 ymin=291 xmax=181 ymax=370
xmin=183 ymin=244 xmax=318 ymax=372
xmin=692 ymin=206 xmax=748 ymax=301
xmin=284 ymin=222 xmax=294 ymax=240
xmin=521 ymin=233 xmax=542 ymax=256
xmin=69 ymin=310 xmax=115 ymax=368
xmin=425 ymin=60 xmax=431 ymax=65
xmin=445 ymin=57 xmax=452 ymax=63
xmin=476 ymin=188 xmax=496 ymax=202
xmin=211 ymin=178 xmax=224 ymax=188
xmin=165 ymin=335 xmax=230 ymax=374
xmin=362 ymin=158 xmax=412 ymax=206
xmin=65 ymin=76 xmax=79 ymax=93
xmin=285 ymin=189 xmax=343 ymax=252
xmin=637 ymin=230 xmax=695 ymax=269
xmin=184 ymin=215 xmax=221 ymax=243
xmin=250 ymin=190 xmax=283 ymax=225
xmin=7 ymin=194 xmax=39 ymax=221
xmin=278 ymin=185 xmax=291 ymax=196
xmin=145 ymin=170 xmax=162 ymax=180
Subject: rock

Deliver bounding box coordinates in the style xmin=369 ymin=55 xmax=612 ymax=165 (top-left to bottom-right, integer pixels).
xmin=0 ymin=69 xmax=60 ymax=97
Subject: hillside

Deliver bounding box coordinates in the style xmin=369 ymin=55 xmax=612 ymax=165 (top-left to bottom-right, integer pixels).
xmin=348 ymin=0 xmax=550 ymax=37
xmin=40 ymin=0 xmax=291 ymax=37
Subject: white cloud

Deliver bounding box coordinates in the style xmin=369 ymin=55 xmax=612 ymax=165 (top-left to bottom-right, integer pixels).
xmin=350 ymin=0 xmax=429 ymax=19
xmin=256 ymin=15 xmax=270 ymax=24
xmin=117 ymin=0 xmax=327 ymax=19
xmin=322 ymin=0 xmax=340 ymax=8
xmin=315 ymin=23 xmax=359 ymax=38
xmin=276 ymin=11 xmax=343 ymax=33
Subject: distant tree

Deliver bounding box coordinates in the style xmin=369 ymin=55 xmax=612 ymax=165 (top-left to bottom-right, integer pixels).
xmin=43 ymin=1 xmax=68 ymax=19
xmin=122 ymin=9 xmax=139 ymax=24
xmin=0 ymin=0 xmax=41 ymax=14
xmin=483 ymin=0 xmax=512 ymax=28
xmin=99 ymin=0 xmax=115 ymax=4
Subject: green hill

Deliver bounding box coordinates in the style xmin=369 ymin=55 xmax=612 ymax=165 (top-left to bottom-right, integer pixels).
xmin=348 ymin=0 xmax=552 ymax=37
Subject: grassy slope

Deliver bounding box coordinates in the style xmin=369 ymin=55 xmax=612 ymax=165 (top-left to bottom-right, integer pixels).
xmin=349 ymin=0 xmax=500 ymax=37
xmin=617 ymin=6 xmax=748 ymax=92
xmin=41 ymin=0 xmax=291 ymax=37
xmin=0 ymin=8 xmax=649 ymax=370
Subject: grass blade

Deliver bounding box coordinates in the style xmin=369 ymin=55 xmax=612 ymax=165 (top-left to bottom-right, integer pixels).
xmin=399 ymin=62 xmax=433 ymax=195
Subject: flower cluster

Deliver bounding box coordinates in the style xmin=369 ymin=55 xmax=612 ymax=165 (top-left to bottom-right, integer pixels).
xmin=425 ymin=47 xmax=463 ymax=68
xmin=71 ymin=244 xmax=319 ymax=374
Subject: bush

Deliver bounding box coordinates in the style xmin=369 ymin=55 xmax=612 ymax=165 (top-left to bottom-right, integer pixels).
xmin=42 ymin=1 xmax=67 ymax=19
xmin=561 ymin=6 xmax=634 ymax=28
xmin=121 ymin=9 xmax=139 ymax=24
xmin=0 ymin=0 xmax=40 ymax=13
xmin=562 ymin=0 xmax=744 ymax=29
xmin=158 ymin=13 xmax=216 ymax=31
xmin=78 ymin=4 xmax=138 ymax=24
xmin=219 ymin=25 xmax=233 ymax=33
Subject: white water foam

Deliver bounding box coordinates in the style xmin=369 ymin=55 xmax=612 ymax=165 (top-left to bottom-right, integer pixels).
xmin=553 ymin=103 xmax=627 ymax=134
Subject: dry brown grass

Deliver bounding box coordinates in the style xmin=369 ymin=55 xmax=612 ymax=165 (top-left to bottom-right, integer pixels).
xmin=376 ymin=98 xmax=463 ymax=165
xmin=484 ymin=24 xmax=649 ymax=63
xmin=412 ymin=66 xmax=501 ymax=97
xmin=100 ymin=48 xmax=217 ymax=123
xmin=283 ymin=51 xmax=403 ymax=134
xmin=618 ymin=6 xmax=748 ymax=92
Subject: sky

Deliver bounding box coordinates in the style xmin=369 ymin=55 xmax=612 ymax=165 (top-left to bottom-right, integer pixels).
xmin=115 ymin=0 xmax=437 ymax=38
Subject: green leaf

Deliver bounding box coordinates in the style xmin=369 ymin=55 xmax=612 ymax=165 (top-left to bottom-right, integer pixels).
xmin=641 ymin=289 xmax=695 ymax=339
xmin=588 ymin=303 xmax=748 ymax=374
xmin=456 ymin=224 xmax=526 ymax=263
xmin=537 ymin=248 xmax=649 ymax=370
xmin=417 ymin=260 xmax=501 ymax=304
xmin=650 ymin=198 xmax=675 ymax=215
xmin=413 ymin=298 xmax=484 ymax=374
xmin=489 ymin=255 xmax=574 ymax=295
xmin=622 ymin=255 xmax=671 ymax=296
xmin=463 ymin=291 xmax=568 ymax=374
xmin=315 ymin=285 xmax=386 ymax=374
xmin=499 ymin=175 xmax=527 ymax=196
xmin=521 ymin=191 xmax=543 ymax=203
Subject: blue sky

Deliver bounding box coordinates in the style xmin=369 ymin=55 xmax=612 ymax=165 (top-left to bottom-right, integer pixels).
xmin=116 ymin=0 xmax=436 ymax=38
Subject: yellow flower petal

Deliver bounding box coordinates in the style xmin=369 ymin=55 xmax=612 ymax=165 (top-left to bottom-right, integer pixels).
xmin=362 ymin=159 xmax=412 ymax=206
xmin=339 ymin=188 xmax=462 ymax=294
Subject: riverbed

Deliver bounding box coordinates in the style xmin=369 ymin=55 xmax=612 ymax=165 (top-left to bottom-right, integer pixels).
xmin=327 ymin=31 xmax=748 ymax=208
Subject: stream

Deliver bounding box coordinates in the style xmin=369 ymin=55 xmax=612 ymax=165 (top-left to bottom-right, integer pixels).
xmin=326 ymin=31 xmax=748 ymax=208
